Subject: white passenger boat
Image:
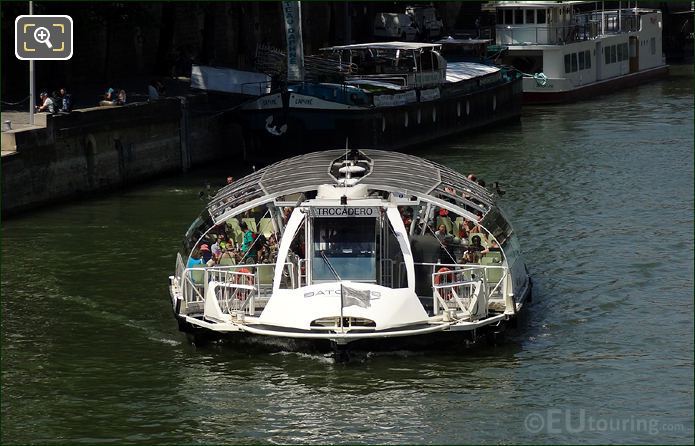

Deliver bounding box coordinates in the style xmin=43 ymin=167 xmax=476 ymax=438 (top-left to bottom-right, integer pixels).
xmin=485 ymin=1 xmax=668 ymax=103
xmin=169 ymin=150 xmax=531 ymax=353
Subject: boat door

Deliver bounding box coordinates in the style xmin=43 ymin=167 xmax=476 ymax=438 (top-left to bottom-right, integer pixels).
xmin=629 ymin=35 xmax=639 ymax=73
xmin=595 ymin=41 xmax=602 ymax=80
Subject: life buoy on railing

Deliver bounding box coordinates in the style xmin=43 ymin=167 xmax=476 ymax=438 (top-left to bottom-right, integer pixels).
xmin=434 ymin=267 xmax=454 ymax=300
xmin=234 ymin=267 xmax=254 ymax=300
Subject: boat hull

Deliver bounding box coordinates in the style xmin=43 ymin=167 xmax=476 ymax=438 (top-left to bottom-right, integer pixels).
xmin=173 ymin=281 xmax=532 ymax=355
xmin=237 ymin=78 xmax=522 ymax=155
xmin=177 ymin=314 xmax=517 ymax=354
xmin=523 ymin=65 xmax=669 ymax=104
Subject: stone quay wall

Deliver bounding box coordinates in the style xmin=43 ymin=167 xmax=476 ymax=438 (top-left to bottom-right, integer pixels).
xmin=1 ymin=97 xmax=242 ymax=217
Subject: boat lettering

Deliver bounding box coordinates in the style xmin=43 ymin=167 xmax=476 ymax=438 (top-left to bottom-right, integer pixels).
xmin=294 ymin=97 xmax=314 ymax=105
xmin=304 ymin=290 xmax=381 ymax=298
xmin=314 ymin=207 xmax=377 ymax=217
xmin=261 ymin=97 xmax=280 ymax=107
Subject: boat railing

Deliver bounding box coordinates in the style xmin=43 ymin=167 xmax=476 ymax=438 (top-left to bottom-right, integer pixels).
xmin=179 ymin=263 xmax=296 ymax=316
xmin=497 ymin=12 xmax=639 ymax=46
xmin=175 ymin=253 xmax=185 ymax=279
xmin=412 ymin=261 xmax=510 ymax=316
xmin=497 ymin=24 xmax=597 ymax=45
xmin=380 ymin=258 xmax=395 ymax=288
xmin=431 ymin=266 xmax=488 ymax=320
xmin=208 ymin=268 xmax=257 ymax=315
xmin=298 ymin=258 xmax=307 ymax=287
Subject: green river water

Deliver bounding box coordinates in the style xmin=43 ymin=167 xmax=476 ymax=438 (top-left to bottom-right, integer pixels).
xmin=2 ymin=65 xmax=693 ymax=444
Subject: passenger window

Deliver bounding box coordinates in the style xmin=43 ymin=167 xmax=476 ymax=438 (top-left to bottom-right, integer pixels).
xmin=585 ymin=50 xmax=591 ymax=68
xmin=504 ymin=9 xmax=512 ymax=25
xmin=564 ymin=54 xmax=571 ymax=73
xmin=537 ymin=9 xmax=546 ymax=24
xmin=579 ymin=51 xmax=585 ymax=70
xmin=571 ymin=53 xmax=578 ymax=72
xmin=604 ymin=46 xmax=610 ymax=64
xmin=514 ymin=9 xmax=523 ymax=24
xmin=526 ymin=9 xmax=535 ymax=24
xmin=611 ymin=45 xmax=617 ymax=63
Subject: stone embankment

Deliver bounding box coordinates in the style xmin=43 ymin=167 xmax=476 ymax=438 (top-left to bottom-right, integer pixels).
xmin=1 ymin=96 xmax=243 ymax=217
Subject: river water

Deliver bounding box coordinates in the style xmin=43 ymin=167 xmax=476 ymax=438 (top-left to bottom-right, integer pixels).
xmin=2 ymin=66 xmax=693 ymax=444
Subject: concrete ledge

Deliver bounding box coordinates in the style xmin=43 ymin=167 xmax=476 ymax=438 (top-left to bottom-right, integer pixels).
xmin=1 ymin=96 xmax=240 ymax=217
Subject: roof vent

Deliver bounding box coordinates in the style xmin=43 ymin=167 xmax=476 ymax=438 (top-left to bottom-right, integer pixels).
xmin=329 ymin=150 xmax=373 ymax=185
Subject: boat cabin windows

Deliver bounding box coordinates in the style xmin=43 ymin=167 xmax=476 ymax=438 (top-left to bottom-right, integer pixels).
xmin=537 ymin=9 xmax=546 ymax=24
xmin=604 ymin=43 xmax=628 ymax=65
xmin=514 ymin=9 xmax=523 ymax=25
xmin=525 ymin=9 xmax=535 ymax=24
xmin=564 ymin=50 xmax=591 ymax=73
xmin=498 ymin=8 xmax=547 ymax=25
xmin=312 ymin=217 xmax=376 ymax=283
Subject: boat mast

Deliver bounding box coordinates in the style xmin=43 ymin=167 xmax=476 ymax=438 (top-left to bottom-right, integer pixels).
xmin=282 ymin=1 xmax=305 ymax=83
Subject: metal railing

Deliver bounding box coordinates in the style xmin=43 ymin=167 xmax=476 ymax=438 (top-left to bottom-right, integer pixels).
xmin=179 ymin=263 xmax=295 ymax=317
xmin=432 ymin=266 xmax=487 ymax=319
xmin=413 ymin=261 xmax=509 ymax=318
xmin=496 ymin=13 xmax=638 ymax=46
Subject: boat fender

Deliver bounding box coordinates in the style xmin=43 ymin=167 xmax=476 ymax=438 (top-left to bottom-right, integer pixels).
xmin=434 ymin=267 xmax=454 ymax=300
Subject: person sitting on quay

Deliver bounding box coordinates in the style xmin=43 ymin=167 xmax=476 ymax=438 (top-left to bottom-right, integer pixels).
xmin=57 ymin=87 xmax=72 ymax=112
xmin=147 ymin=79 xmax=166 ymax=101
xmin=100 ymin=87 xmax=126 ymax=106
xmin=35 ymin=92 xmax=56 ymax=114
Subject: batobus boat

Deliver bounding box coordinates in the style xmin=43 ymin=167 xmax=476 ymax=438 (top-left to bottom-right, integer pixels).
xmin=169 ymin=149 xmax=532 ymax=354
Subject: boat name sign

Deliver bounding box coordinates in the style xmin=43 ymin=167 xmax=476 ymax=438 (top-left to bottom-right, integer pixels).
xmin=373 ymin=90 xmax=417 ymax=107
xmin=314 ymin=207 xmax=378 ymax=217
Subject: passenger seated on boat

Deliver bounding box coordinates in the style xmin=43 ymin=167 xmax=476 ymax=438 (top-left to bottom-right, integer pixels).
xmin=435 ymin=224 xmax=450 ymax=239
xmin=464 ymin=235 xmax=488 ymax=262
xmin=462 ymin=219 xmax=476 ymax=235
xmin=267 ymin=233 xmax=279 ymax=261
xmin=468 ymin=211 xmax=484 ymax=234
xmin=457 ymin=222 xmax=470 ymax=241
xmin=217 ymin=248 xmax=237 ymax=266
xmin=199 ymin=244 xmax=214 ymax=266
xmin=459 ymin=250 xmax=478 ymax=264
xmin=282 ymin=207 xmax=293 ymax=224
xmin=211 ymin=233 xmax=226 ymax=259
xmin=187 ymin=249 xmax=205 ymax=269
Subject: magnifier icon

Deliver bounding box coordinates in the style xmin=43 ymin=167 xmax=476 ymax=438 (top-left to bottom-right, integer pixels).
xmin=33 ymin=26 xmax=53 ymax=49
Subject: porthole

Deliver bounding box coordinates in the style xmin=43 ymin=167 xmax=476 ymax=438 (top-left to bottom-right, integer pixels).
xmin=417 ymin=109 xmax=421 ymax=124
xmin=466 ymin=100 xmax=470 ymax=116
xmin=382 ymin=116 xmax=386 ymax=132
xmin=404 ymin=112 xmax=409 ymax=128
xmin=492 ymin=96 xmax=497 ymax=111
xmin=432 ymin=107 xmax=437 ymax=122
xmin=457 ymin=102 xmax=461 ymax=117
